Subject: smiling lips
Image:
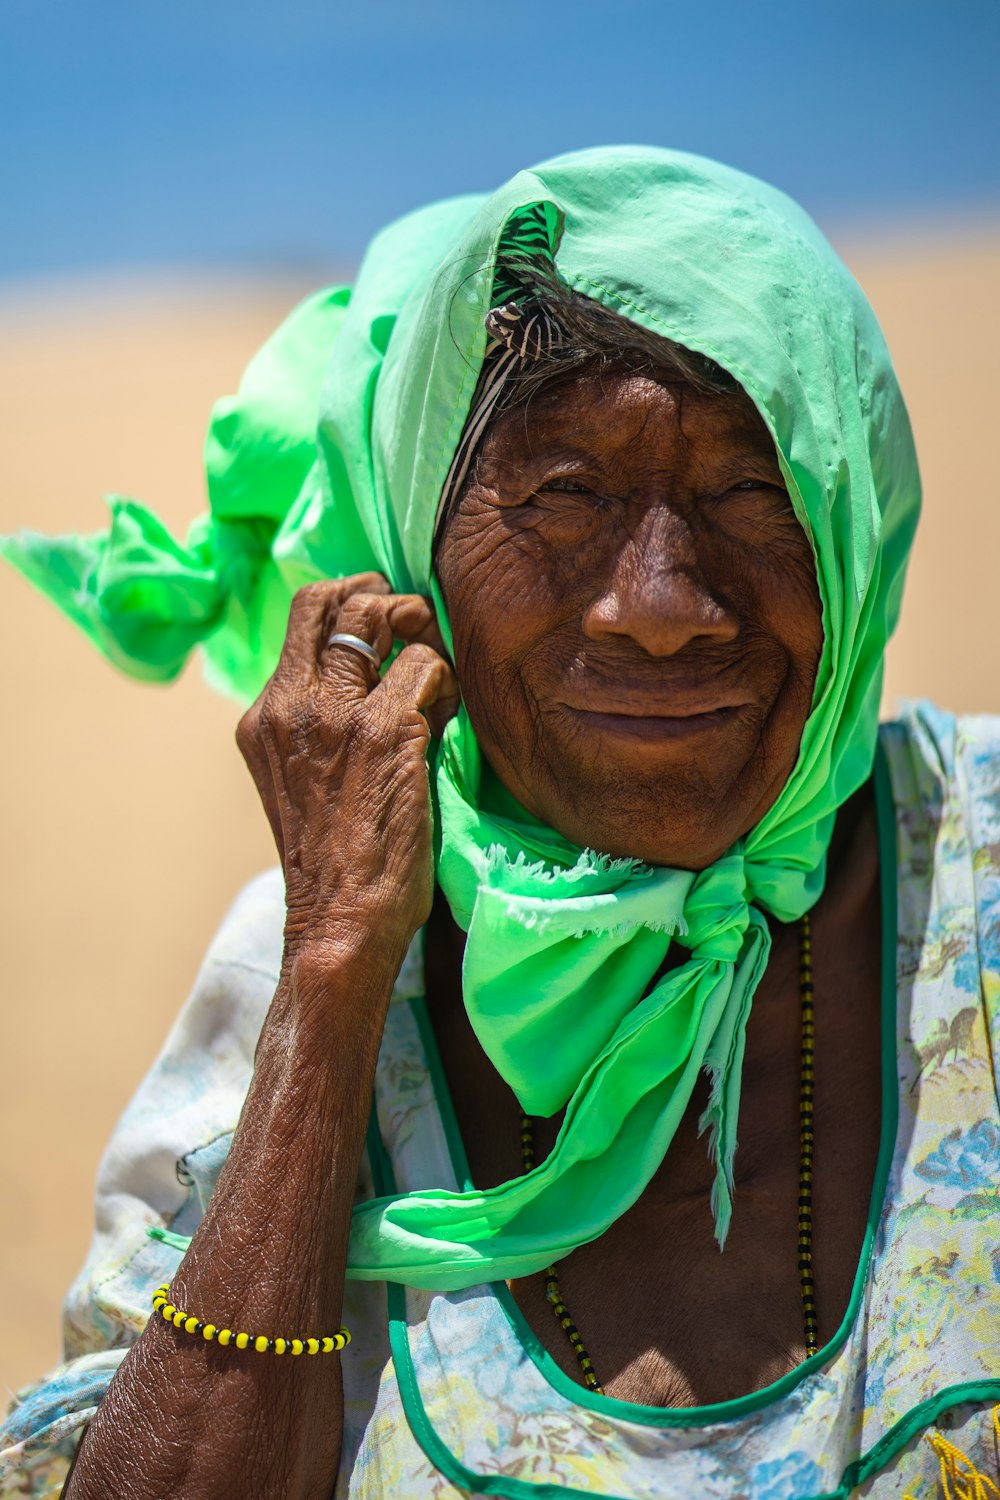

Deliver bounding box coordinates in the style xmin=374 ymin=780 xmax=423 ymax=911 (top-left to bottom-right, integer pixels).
xmin=563 ymin=698 xmax=750 ymax=741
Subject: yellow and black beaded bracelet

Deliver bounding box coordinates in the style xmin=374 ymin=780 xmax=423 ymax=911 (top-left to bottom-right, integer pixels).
xmin=151 ymin=1284 xmax=350 ymax=1355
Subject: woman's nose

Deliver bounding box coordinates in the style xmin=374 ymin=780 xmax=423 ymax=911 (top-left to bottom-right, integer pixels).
xmin=581 ymin=504 xmax=739 ymax=656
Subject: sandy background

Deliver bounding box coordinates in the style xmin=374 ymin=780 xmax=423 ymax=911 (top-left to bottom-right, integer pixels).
xmin=1 ymin=226 xmax=998 ymax=1400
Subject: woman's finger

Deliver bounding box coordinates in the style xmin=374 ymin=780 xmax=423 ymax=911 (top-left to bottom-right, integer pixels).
xmin=381 ymin=595 xmax=450 ymax=659
xmin=327 ymin=593 xmax=446 ymax=659
xmin=320 ymin=593 xmax=396 ymax=698
xmin=318 ymin=590 xmax=450 ymax=692
xmin=376 ymin=642 xmax=461 ymax=739
xmin=274 ymin=576 xmax=390 ymax=688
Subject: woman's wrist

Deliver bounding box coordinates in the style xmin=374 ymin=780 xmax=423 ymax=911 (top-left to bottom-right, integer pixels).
xmin=282 ymin=892 xmax=418 ymax=978
xmin=268 ymin=919 xmax=411 ymax=1058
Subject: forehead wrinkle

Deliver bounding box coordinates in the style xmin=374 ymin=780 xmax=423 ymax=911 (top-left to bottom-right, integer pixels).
xmin=493 ymin=375 xmax=681 ymax=465
xmin=477 ymin=368 xmax=782 ymax=497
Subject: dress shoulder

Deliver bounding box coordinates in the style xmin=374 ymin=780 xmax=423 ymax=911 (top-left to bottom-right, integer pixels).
xmin=880 ymin=700 xmax=1000 ymax=1105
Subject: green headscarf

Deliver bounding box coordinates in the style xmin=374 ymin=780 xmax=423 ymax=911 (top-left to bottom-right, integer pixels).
xmin=2 ymin=147 xmax=920 ymax=1290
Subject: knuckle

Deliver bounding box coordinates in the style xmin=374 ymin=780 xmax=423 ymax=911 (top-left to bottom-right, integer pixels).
xmin=354 ymin=712 xmax=385 ymax=753
xmin=402 ymin=708 xmax=433 ymax=742
xmin=291 ymin=581 xmax=330 ymax=608
xmin=255 ymin=705 xmax=278 ymax=744
xmin=350 ymin=571 xmax=390 ymax=593
xmin=283 ymin=696 xmax=319 ymax=740
xmin=235 ymin=698 xmax=266 ymax=753
xmin=338 ymin=591 xmax=381 ymax=619
xmin=258 ymin=693 xmax=293 ymax=738
xmin=373 ymin=693 xmax=430 ymax=742
xmin=235 ymin=710 xmax=255 ymax=750
xmin=326 ymin=572 xmax=390 ymax=607
xmin=398 ymin=641 xmax=441 ymax=668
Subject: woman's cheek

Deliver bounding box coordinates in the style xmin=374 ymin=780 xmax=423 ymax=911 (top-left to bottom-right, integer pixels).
xmin=442 ymin=509 xmax=528 ymax=600
xmin=717 ymin=505 xmax=818 ymax=597
xmin=445 ymin=531 xmax=555 ymax=651
xmin=741 ymin=540 xmax=823 ymax=679
xmin=475 ymin=519 xmax=600 ymax=612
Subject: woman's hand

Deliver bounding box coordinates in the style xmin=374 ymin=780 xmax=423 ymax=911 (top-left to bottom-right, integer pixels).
xmin=236 ymin=574 xmax=460 ymax=959
xmin=65 ymin=575 xmax=459 ymax=1500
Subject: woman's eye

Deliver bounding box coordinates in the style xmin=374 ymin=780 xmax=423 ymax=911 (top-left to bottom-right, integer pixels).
xmin=535 ymin=478 xmax=594 ymax=496
xmin=539 ymin=477 xmax=593 ymax=495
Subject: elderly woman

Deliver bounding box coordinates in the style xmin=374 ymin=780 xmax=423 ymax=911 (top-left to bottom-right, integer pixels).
xmin=1 ymin=146 xmax=998 ymax=1500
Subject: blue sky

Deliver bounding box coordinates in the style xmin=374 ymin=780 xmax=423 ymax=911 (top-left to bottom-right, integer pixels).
xmin=3 ymin=0 xmax=997 ymax=284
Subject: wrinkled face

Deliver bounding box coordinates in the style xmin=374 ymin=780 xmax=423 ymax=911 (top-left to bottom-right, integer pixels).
xmin=435 ymin=366 xmax=824 ymax=869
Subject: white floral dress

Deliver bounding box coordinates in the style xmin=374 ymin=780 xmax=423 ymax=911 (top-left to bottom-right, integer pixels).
xmin=2 ymin=703 xmax=999 ymax=1500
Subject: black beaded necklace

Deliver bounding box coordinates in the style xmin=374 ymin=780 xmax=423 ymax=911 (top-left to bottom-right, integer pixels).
xmin=520 ymin=911 xmax=818 ymax=1395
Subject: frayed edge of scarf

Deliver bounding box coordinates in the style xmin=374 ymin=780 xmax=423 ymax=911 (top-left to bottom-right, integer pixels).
xmin=476 ymin=842 xmax=649 ymax=886
xmin=472 ymin=843 xmax=686 ymax=938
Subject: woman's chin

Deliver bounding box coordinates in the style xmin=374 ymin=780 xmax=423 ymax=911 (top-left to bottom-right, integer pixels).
xmin=531 ymin=776 xmax=749 ymax=871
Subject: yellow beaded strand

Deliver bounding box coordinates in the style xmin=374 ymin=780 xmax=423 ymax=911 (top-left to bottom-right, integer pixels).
xmin=520 ymin=1116 xmax=604 ymax=1394
xmin=150 ymin=1285 xmax=350 ymax=1355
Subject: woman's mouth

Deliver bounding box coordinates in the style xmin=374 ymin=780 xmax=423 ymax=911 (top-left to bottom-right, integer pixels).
xmin=562 ymin=702 xmax=748 ymax=742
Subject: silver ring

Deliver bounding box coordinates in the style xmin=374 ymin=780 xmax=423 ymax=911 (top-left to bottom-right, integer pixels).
xmin=325 ymin=632 xmax=382 ymax=670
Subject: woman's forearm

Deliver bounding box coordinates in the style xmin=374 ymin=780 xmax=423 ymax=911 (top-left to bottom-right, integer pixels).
xmin=62 ymin=576 xmax=457 ymax=1498
xmin=64 ymin=929 xmax=402 ymax=1500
